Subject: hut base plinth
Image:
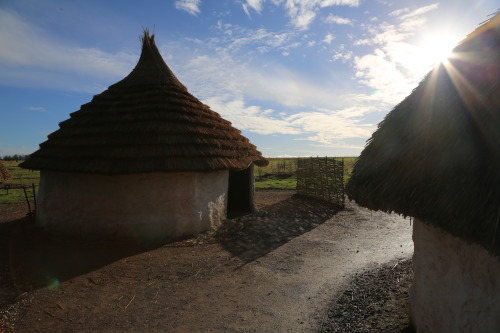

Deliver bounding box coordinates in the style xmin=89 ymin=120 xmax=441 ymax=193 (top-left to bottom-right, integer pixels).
xmin=36 ymin=170 xmax=229 ymax=243
xmin=411 ymin=218 xmax=500 ymax=332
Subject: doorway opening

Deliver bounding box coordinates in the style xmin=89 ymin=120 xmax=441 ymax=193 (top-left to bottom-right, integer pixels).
xmin=227 ymin=166 xmax=255 ymax=218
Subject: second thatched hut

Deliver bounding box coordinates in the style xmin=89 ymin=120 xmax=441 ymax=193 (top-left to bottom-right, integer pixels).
xmin=20 ymin=31 xmax=268 ymax=242
xmin=347 ymin=14 xmax=500 ymax=332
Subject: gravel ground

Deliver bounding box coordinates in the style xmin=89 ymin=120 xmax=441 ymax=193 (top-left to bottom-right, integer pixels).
xmin=321 ymin=258 xmax=415 ymax=333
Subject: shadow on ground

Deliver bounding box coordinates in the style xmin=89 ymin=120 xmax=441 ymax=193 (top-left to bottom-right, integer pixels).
xmin=0 ymin=216 xmax=159 ymax=306
xmin=0 ymin=194 xmax=342 ymax=309
xmin=218 ymin=194 xmax=342 ymax=263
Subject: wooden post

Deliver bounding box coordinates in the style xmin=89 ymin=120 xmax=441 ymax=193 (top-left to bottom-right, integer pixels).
xmin=23 ymin=186 xmax=32 ymax=215
xmin=32 ymin=183 xmax=37 ymax=212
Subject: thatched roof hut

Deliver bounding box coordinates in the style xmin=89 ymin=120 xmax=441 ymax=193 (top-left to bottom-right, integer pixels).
xmin=347 ymin=14 xmax=500 ymax=256
xmin=20 ymin=31 xmax=268 ymax=241
xmin=21 ymin=31 xmax=267 ymax=174
xmin=347 ymin=14 xmax=500 ymax=332
xmin=0 ymin=160 xmax=11 ymax=183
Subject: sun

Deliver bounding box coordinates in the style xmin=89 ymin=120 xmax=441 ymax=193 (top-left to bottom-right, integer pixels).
xmin=405 ymin=31 xmax=464 ymax=80
xmin=417 ymin=32 xmax=462 ymax=67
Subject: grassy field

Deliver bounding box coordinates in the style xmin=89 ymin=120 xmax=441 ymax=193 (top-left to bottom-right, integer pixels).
xmin=0 ymin=161 xmax=40 ymax=204
xmin=255 ymin=157 xmax=357 ymax=190
xmin=342 ymin=157 xmax=357 ymax=184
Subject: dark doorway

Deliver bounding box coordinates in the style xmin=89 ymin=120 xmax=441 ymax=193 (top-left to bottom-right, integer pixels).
xmin=227 ymin=166 xmax=254 ymax=218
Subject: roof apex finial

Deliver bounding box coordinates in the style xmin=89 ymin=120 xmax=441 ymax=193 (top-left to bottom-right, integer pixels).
xmin=141 ymin=27 xmax=155 ymax=44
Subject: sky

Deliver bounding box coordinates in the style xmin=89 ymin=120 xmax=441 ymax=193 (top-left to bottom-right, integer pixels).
xmin=0 ymin=0 xmax=498 ymax=157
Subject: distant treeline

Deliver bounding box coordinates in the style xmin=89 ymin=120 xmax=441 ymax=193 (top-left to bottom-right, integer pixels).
xmin=1 ymin=154 xmax=30 ymax=161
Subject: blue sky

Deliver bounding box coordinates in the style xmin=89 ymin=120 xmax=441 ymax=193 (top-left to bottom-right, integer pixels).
xmin=0 ymin=0 xmax=498 ymax=157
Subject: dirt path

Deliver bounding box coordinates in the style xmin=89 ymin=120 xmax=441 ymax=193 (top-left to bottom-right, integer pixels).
xmin=1 ymin=192 xmax=413 ymax=332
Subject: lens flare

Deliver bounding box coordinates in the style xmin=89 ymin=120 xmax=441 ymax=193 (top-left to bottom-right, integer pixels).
xmin=47 ymin=278 xmax=60 ymax=288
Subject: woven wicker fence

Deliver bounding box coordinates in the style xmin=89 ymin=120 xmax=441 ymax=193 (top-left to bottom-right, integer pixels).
xmin=296 ymin=157 xmax=345 ymax=207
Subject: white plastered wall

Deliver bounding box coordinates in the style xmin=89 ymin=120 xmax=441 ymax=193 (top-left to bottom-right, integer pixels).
xmin=36 ymin=170 xmax=228 ymax=241
xmin=411 ymin=218 xmax=500 ymax=332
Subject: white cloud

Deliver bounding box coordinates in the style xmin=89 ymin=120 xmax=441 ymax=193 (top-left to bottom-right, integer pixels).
xmin=388 ymin=3 xmax=438 ymax=22
xmin=278 ymin=0 xmax=359 ymax=30
xmin=354 ymin=49 xmax=415 ymax=105
xmin=353 ymin=38 xmax=371 ymax=46
xmin=320 ymin=0 xmax=359 ymax=7
xmin=176 ymin=50 xmax=351 ymax=110
xmin=349 ymin=3 xmax=442 ymax=105
xmin=211 ymin=22 xmax=298 ymax=54
xmin=389 ymin=8 xmax=409 ymax=17
xmin=202 ymin=96 xmax=300 ymax=135
xmin=174 ymin=0 xmax=202 ymax=16
xmin=284 ymin=0 xmax=317 ymax=30
xmin=243 ymin=4 xmax=251 ymax=18
xmin=324 ymin=14 xmax=353 ymax=25
xmin=287 ymin=108 xmax=375 ymax=143
xmin=240 ymin=0 xmax=361 ymax=31
xmin=399 ymin=3 xmax=438 ymax=20
xmin=371 ymin=22 xmax=411 ymax=44
xmin=323 ymin=33 xmax=335 ymax=44
xmin=202 ymin=95 xmax=375 ymax=148
xmin=0 ymin=9 xmax=136 ymax=92
xmin=332 ymin=50 xmax=352 ymax=62
xmin=245 ymin=0 xmax=264 ymax=13
xmin=401 ymin=16 xmax=430 ymax=31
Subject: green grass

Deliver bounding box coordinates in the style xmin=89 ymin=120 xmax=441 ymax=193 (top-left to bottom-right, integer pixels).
xmin=255 ymin=158 xmax=298 ymax=177
xmin=1 ymin=160 xmax=39 ymax=204
xmin=255 ymin=173 xmax=297 ymax=190
xmin=254 ymin=158 xmax=298 ymax=190
xmin=0 ymin=188 xmax=37 ymax=204
xmin=341 ymin=157 xmax=357 ymax=185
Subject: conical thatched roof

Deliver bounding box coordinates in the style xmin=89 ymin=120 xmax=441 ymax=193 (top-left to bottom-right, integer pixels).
xmin=20 ymin=31 xmax=268 ymax=174
xmin=0 ymin=160 xmax=11 ymax=183
xmin=347 ymin=14 xmax=500 ymax=256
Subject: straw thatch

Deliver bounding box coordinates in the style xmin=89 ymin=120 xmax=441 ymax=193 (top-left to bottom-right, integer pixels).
xmin=0 ymin=160 xmax=11 ymax=183
xmin=20 ymin=31 xmax=268 ymax=174
xmin=347 ymin=14 xmax=500 ymax=256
